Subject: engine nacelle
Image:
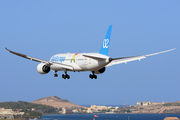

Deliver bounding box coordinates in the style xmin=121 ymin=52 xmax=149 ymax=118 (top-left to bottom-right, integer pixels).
xmin=37 ymin=63 xmax=50 ymax=74
xmin=94 ymin=67 xmax=106 ymax=74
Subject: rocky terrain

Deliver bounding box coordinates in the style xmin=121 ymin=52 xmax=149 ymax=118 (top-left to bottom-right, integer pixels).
xmin=31 ymin=96 xmax=86 ymax=109
xmin=131 ymin=101 xmax=180 ymax=114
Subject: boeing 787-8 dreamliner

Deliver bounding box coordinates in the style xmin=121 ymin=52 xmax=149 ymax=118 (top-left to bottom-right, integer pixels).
xmin=5 ymin=25 xmax=175 ymax=79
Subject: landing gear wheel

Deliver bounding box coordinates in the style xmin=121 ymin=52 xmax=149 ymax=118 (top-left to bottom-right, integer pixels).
xmin=62 ymin=69 xmax=70 ymax=79
xmin=89 ymin=74 xmax=97 ymax=79
xmin=94 ymin=75 xmax=97 ymax=79
xmin=89 ymin=74 xmax=93 ymax=79
xmin=67 ymin=75 xmax=70 ymax=79
xmin=54 ymin=71 xmax=58 ymax=77
xmin=62 ymin=74 xmax=70 ymax=79
xmin=54 ymin=74 xmax=58 ymax=77
xmin=62 ymin=74 xmax=65 ymax=79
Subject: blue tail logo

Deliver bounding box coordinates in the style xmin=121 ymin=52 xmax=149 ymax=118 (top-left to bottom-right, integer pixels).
xmin=99 ymin=25 xmax=112 ymax=56
xmin=103 ymin=39 xmax=109 ymax=48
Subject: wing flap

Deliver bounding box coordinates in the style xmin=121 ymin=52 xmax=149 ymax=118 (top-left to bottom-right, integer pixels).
xmin=106 ymin=56 xmax=146 ymax=67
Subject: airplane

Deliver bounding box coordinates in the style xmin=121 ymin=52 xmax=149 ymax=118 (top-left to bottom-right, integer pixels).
xmin=5 ymin=25 xmax=175 ymax=79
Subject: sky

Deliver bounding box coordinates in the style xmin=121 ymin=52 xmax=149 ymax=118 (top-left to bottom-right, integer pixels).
xmin=0 ymin=0 xmax=180 ymax=106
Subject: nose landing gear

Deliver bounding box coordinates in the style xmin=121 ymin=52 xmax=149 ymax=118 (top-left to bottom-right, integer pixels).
xmin=89 ymin=71 xmax=97 ymax=79
xmin=54 ymin=71 xmax=58 ymax=77
xmin=54 ymin=74 xmax=58 ymax=77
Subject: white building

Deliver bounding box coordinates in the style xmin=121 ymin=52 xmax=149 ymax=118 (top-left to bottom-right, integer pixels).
xmin=137 ymin=101 xmax=163 ymax=106
xmin=90 ymin=105 xmax=108 ymax=111
xmin=0 ymin=108 xmax=24 ymax=119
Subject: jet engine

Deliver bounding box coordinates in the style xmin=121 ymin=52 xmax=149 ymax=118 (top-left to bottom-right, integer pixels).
xmin=94 ymin=67 xmax=106 ymax=74
xmin=37 ymin=63 xmax=50 ymax=74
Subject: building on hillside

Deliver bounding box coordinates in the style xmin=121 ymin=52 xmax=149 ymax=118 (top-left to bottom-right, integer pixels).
xmin=62 ymin=108 xmax=66 ymax=114
xmin=62 ymin=108 xmax=73 ymax=114
xmin=137 ymin=101 xmax=164 ymax=106
xmin=0 ymin=108 xmax=24 ymax=119
xmin=86 ymin=108 xmax=92 ymax=113
xmin=108 ymin=106 xmax=112 ymax=109
xmin=72 ymin=109 xmax=80 ymax=114
xmin=164 ymin=117 xmax=179 ymax=120
xmin=137 ymin=101 xmax=152 ymax=106
xmin=90 ymin=105 xmax=108 ymax=111
xmin=114 ymin=106 xmax=119 ymax=109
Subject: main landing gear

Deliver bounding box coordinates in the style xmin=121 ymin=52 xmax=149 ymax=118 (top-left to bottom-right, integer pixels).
xmin=62 ymin=70 xmax=70 ymax=79
xmin=62 ymin=74 xmax=70 ymax=79
xmin=89 ymin=71 xmax=97 ymax=79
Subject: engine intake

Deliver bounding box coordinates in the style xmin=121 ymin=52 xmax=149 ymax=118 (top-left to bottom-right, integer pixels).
xmin=94 ymin=67 xmax=106 ymax=74
xmin=37 ymin=63 xmax=50 ymax=74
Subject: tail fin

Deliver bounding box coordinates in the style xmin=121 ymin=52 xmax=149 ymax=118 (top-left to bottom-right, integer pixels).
xmin=99 ymin=25 xmax=112 ymax=56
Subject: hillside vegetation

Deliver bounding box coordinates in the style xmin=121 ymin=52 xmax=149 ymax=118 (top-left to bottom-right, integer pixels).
xmin=0 ymin=101 xmax=59 ymax=118
xmin=0 ymin=101 xmax=58 ymax=114
xmin=163 ymin=102 xmax=180 ymax=106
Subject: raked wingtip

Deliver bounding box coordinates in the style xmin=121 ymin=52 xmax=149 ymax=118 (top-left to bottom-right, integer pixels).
xmin=145 ymin=48 xmax=176 ymax=57
xmin=5 ymin=47 xmax=10 ymax=52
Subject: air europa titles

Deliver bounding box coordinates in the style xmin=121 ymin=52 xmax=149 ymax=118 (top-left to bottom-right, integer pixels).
xmin=51 ymin=56 xmax=66 ymax=63
xmin=50 ymin=53 xmax=79 ymax=63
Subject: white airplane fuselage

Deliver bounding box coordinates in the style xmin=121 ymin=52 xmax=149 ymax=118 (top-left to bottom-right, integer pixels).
xmin=50 ymin=53 xmax=110 ymax=72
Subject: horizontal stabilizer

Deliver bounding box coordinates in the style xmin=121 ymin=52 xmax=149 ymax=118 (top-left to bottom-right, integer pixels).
xmin=82 ymin=53 xmax=109 ymax=60
xmin=111 ymin=56 xmax=140 ymax=61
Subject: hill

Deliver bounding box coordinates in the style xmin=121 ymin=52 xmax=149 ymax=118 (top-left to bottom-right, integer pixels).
xmin=31 ymin=95 xmax=85 ymax=108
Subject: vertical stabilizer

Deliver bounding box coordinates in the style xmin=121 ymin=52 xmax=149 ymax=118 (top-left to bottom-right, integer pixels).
xmin=99 ymin=25 xmax=112 ymax=56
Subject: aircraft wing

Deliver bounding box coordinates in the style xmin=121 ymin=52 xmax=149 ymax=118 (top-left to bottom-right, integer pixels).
xmin=5 ymin=47 xmax=74 ymax=70
xmin=106 ymin=48 xmax=175 ymax=67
